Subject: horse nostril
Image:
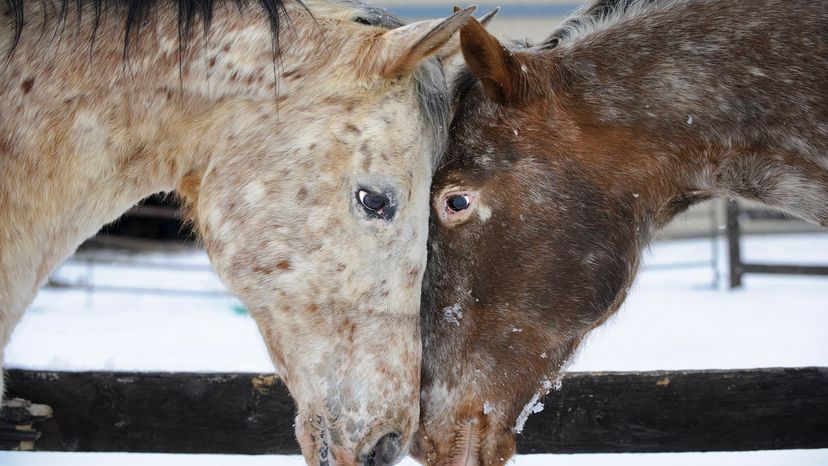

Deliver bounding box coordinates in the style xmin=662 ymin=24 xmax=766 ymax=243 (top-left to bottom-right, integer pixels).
xmin=364 ymin=432 xmax=402 ymax=466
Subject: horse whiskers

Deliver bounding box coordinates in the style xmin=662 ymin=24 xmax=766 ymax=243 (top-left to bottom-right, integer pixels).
xmin=446 ymin=418 xmax=481 ymax=466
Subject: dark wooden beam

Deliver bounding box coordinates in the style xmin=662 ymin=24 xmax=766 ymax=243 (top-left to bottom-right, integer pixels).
xmin=519 ymin=367 xmax=828 ymax=453
xmin=0 ymin=398 xmax=52 ymax=451
xmin=740 ymin=263 xmax=828 ymax=276
xmin=3 ymin=367 xmax=827 ymax=454
xmin=3 ymin=371 xmax=298 ymax=454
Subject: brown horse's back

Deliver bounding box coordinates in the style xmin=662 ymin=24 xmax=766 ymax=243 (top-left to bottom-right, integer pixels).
xmin=542 ymin=0 xmax=828 ymax=224
xmin=554 ymin=0 xmax=827 ymax=163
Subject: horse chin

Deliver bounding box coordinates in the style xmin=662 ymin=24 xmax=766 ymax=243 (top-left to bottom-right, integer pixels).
xmin=295 ymin=411 xmax=333 ymax=466
xmin=412 ymin=414 xmax=515 ymax=466
xmin=295 ymin=399 xmax=416 ymax=466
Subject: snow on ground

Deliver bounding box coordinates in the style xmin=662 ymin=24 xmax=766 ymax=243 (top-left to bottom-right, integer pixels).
xmin=568 ymin=234 xmax=828 ymax=372
xmin=2 ymin=233 xmax=827 ymax=465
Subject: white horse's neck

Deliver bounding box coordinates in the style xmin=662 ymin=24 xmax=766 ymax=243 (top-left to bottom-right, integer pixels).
xmin=0 ymin=0 xmax=341 ymax=339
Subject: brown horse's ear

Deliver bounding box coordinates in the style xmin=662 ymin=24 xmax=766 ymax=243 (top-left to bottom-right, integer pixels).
xmin=435 ymin=6 xmax=500 ymax=62
xmin=374 ymin=6 xmax=477 ymax=80
xmin=460 ymin=16 xmax=527 ymax=105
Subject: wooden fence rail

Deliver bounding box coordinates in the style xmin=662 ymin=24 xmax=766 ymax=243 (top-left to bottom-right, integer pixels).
xmin=2 ymin=367 xmax=827 ymax=454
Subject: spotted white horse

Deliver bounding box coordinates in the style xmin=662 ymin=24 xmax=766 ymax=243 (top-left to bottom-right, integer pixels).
xmin=0 ymin=0 xmax=476 ymax=463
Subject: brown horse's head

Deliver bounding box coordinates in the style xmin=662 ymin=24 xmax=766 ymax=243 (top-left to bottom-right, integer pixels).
xmin=414 ymin=23 xmax=640 ymax=466
xmin=415 ymin=0 xmax=828 ymax=462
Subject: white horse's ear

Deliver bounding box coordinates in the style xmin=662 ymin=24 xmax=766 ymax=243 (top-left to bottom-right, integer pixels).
xmin=373 ymin=6 xmax=477 ymax=79
xmin=436 ymin=6 xmax=500 ymax=62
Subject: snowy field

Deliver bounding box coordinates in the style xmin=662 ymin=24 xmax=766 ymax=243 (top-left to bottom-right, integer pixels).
xmin=2 ymin=233 xmax=827 ymax=465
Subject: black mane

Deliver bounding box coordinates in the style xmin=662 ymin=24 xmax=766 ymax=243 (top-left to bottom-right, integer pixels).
xmin=2 ymin=0 xmax=402 ymax=58
xmin=3 ymin=0 xmax=293 ymax=57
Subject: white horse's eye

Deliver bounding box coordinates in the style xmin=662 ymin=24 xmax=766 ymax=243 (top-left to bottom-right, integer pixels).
xmin=357 ymin=189 xmax=394 ymax=220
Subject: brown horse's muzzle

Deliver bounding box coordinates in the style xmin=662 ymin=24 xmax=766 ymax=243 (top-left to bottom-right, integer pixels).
xmin=411 ymin=412 xmax=516 ymax=466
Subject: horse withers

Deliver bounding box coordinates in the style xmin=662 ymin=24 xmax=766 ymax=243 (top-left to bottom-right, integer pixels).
xmin=415 ymin=0 xmax=828 ymax=464
xmin=0 ymin=0 xmax=476 ymax=463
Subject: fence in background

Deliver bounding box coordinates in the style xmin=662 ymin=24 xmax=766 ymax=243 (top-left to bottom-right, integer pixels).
xmin=726 ymin=200 xmax=828 ymax=288
xmin=43 ymin=194 xmax=828 ymax=301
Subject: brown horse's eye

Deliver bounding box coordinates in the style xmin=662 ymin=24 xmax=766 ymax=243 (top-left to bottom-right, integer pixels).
xmin=447 ymin=195 xmax=470 ymax=212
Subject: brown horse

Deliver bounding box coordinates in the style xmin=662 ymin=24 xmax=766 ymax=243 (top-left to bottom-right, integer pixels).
xmin=0 ymin=1 xmax=477 ymax=464
xmin=415 ymin=0 xmax=828 ymax=464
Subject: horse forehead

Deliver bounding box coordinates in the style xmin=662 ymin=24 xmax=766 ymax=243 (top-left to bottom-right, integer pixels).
xmin=354 ymin=87 xmax=424 ymax=125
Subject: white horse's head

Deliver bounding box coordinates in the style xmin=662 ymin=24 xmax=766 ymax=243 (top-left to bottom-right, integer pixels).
xmin=177 ymin=4 xmax=476 ymax=464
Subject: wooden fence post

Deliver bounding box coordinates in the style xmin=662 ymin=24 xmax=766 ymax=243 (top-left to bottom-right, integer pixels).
xmin=726 ymin=200 xmax=743 ymax=289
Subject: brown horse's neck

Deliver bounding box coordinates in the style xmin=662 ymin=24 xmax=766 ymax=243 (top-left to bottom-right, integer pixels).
xmin=557 ymin=97 xmax=828 ymax=240
xmin=575 ymin=120 xmax=713 ymax=232
xmin=547 ymin=0 xmax=828 ymax=230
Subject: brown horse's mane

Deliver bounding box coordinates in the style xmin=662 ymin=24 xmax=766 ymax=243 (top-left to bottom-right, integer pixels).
xmin=447 ymin=1 xmax=665 ymax=110
xmin=542 ymin=0 xmax=669 ymax=48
